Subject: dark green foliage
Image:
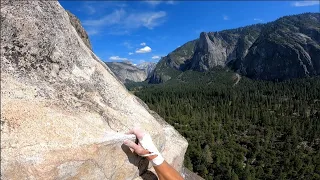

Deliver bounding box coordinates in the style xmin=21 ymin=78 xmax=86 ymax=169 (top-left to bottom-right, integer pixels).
xmin=128 ymin=71 xmax=320 ymax=180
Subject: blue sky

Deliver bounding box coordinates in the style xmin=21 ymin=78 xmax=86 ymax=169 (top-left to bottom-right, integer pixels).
xmin=59 ymin=0 xmax=319 ymax=65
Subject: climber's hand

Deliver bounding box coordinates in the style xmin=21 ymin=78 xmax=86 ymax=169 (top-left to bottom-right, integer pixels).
xmin=123 ymin=127 xmax=164 ymax=166
xmin=126 ymin=127 xmax=146 ymax=141
xmin=124 ymin=128 xmax=184 ymax=180
xmin=123 ymin=127 xmax=156 ymax=160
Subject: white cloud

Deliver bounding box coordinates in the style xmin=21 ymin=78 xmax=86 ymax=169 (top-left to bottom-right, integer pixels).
xmin=83 ymin=9 xmax=126 ymax=26
xmin=254 ymin=18 xmax=263 ymax=22
xmin=292 ymin=1 xmax=320 ymax=7
xmin=83 ymin=9 xmax=167 ymax=32
xmin=126 ymin=11 xmax=166 ymax=29
xmin=123 ymin=41 xmax=133 ymax=49
xmin=86 ymin=29 xmax=99 ymax=35
xmin=152 ymin=55 xmax=160 ymax=59
xmin=109 ymin=56 xmax=128 ymax=61
xmin=145 ymin=0 xmax=162 ymax=5
xmin=85 ymin=5 xmax=96 ymax=15
xmin=144 ymin=0 xmax=177 ymax=6
xmin=129 ymin=52 xmax=134 ymax=55
xmin=140 ymin=42 xmax=146 ymax=46
xmin=108 ymin=30 xmax=130 ymax=35
xmin=223 ymin=15 xmax=229 ymax=20
xmin=166 ymin=1 xmax=176 ymax=5
xmin=136 ymin=46 xmax=152 ymax=53
xmin=79 ymin=2 xmax=100 ymax=15
xmin=80 ymin=1 xmax=128 ymax=15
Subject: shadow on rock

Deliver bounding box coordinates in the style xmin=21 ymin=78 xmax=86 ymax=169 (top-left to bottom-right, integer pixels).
xmin=121 ymin=144 xmax=158 ymax=180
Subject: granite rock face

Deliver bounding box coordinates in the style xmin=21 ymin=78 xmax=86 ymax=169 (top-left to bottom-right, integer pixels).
xmin=66 ymin=10 xmax=92 ymax=50
xmin=0 ymin=1 xmax=188 ymax=179
xmin=106 ymin=61 xmax=148 ymax=83
xmin=149 ymin=13 xmax=320 ymax=83
xmin=106 ymin=61 xmax=157 ymax=83
xmin=136 ymin=62 xmax=157 ymax=78
xmin=237 ymin=13 xmax=320 ymax=80
xmin=190 ymin=32 xmax=228 ymax=71
xmin=190 ymin=28 xmax=260 ymax=71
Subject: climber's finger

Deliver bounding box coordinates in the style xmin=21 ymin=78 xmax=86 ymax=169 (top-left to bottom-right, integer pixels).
xmin=123 ymin=140 xmax=147 ymax=155
xmin=123 ymin=140 xmax=140 ymax=150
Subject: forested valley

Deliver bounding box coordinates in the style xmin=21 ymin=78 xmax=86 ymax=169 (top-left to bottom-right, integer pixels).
xmin=127 ymin=70 xmax=320 ymax=180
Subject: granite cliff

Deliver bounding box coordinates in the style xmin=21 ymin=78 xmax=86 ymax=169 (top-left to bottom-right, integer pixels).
xmin=149 ymin=13 xmax=320 ymax=83
xmin=136 ymin=62 xmax=157 ymax=78
xmin=106 ymin=61 xmax=148 ymax=83
xmin=106 ymin=61 xmax=156 ymax=83
xmin=0 ymin=1 xmax=188 ymax=179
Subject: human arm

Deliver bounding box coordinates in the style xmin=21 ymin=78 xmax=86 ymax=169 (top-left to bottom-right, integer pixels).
xmin=123 ymin=128 xmax=184 ymax=180
xmin=153 ymin=161 xmax=184 ymax=180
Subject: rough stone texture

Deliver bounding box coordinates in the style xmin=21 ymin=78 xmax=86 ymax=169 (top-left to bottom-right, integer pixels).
xmin=66 ymin=10 xmax=92 ymax=50
xmin=182 ymin=168 xmax=204 ymax=180
xmin=106 ymin=62 xmax=156 ymax=83
xmin=0 ymin=1 xmax=188 ymax=179
xmin=238 ymin=13 xmax=320 ymax=80
xmin=149 ymin=13 xmax=320 ymax=82
xmin=190 ymin=32 xmax=230 ymax=71
xmin=136 ymin=62 xmax=157 ymax=78
xmin=106 ymin=61 xmax=148 ymax=83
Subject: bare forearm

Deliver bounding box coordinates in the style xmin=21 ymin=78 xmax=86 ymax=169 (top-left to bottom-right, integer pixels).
xmin=124 ymin=128 xmax=183 ymax=180
xmin=153 ymin=161 xmax=184 ymax=180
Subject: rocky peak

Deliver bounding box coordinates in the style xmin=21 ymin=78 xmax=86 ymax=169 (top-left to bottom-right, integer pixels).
xmin=149 ymin=13 xmax=319 ymax=82
xmin=190 ymin=31 xmax=229 ymax=71
xmin=105 ymin=61 xmax=148 ymax=83
xmin=106 ymin=61 xmax=157 ymax=83
xmin=197 ymin=32 xmax=216 ymax=53
xmin=238 ymin=13 xmax=320 ymax=80
xmin=122 ymin=60 xmax=133 ymax=65
xmin=136 ymin=62 xmax=157 ymax=78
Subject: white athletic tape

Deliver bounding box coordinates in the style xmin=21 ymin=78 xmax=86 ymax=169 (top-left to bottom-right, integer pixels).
xmin=139 ymin=133 xmax=164 ymax=166
xmin=140 ymin=152 xmax=157 ymax=157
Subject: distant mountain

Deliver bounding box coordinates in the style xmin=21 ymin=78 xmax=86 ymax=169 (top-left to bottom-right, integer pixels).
xmin=149 ymin=13 xmax=320 ymax=83
xmin=136 ymin=62 xmax=157 ymax=78
xmin=106 ymin=61 xmax=147 ymax=83
xmin=106 ymin=61 xmax=156 ymax=83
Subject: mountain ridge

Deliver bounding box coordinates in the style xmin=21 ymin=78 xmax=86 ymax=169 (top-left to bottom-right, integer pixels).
xmin=149 ymin=12 xmax=320 ymax=83
xmin=106 ymin=61 xmax=156 ymax=83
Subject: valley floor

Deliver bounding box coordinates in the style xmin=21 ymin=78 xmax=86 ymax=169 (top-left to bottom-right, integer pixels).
xmin=128 ymin=73 xmax=320 ymax=180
